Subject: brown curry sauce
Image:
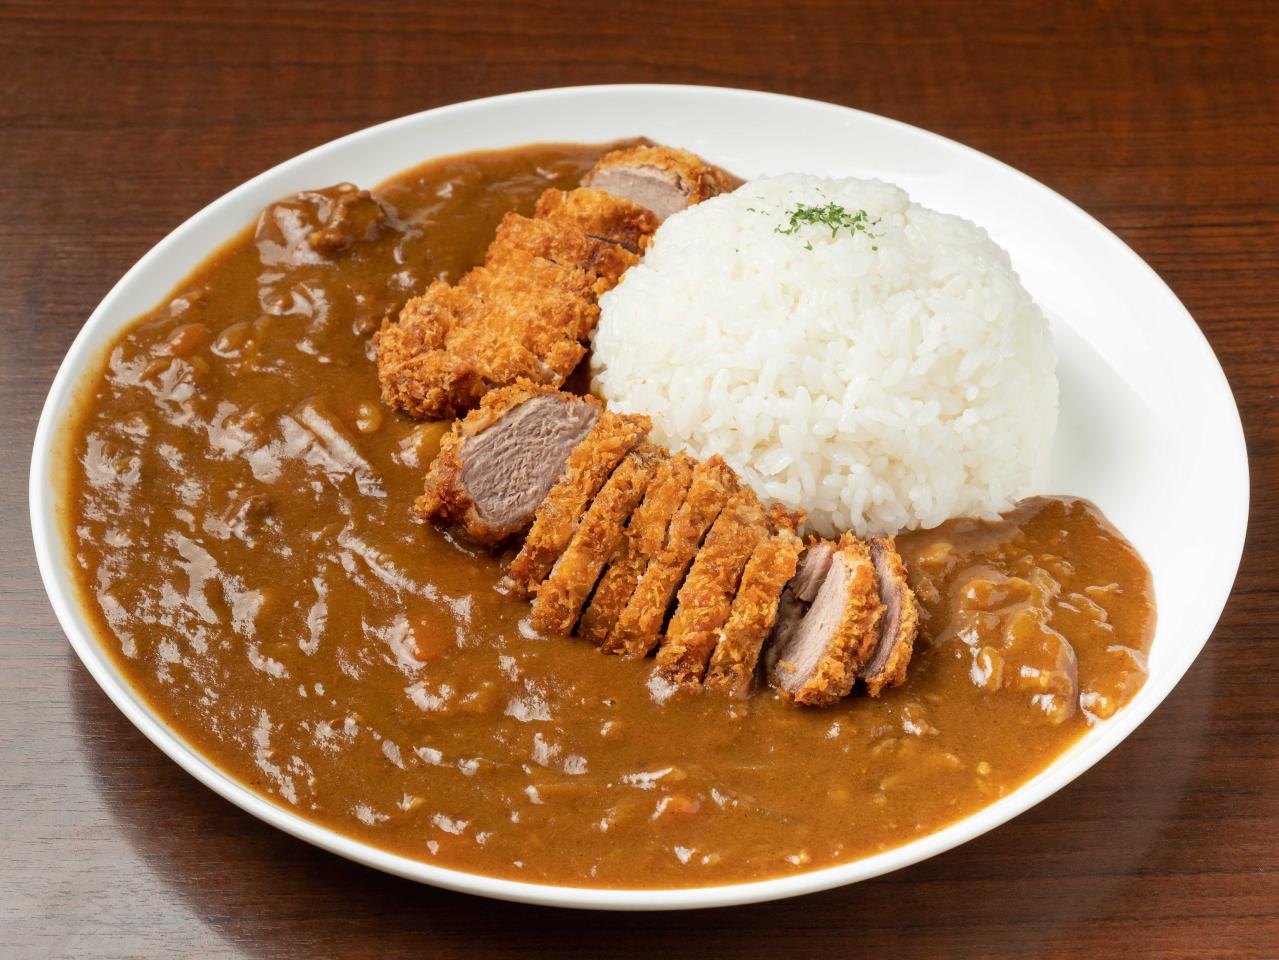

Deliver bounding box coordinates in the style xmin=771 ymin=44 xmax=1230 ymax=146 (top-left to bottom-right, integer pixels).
xmin=63 ymin=143 xmax=1156 ymax=888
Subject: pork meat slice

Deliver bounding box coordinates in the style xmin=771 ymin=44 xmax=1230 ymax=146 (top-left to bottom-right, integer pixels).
xmin=859 ymin=536 xmax=920 ymax=697
xmin=416 ymin=382 xmax=599 ymax=544
xmin=602 ymin=456 xmax=739 ymax=658
xmin=766 ymin=539 xmax=836 ymax=652
xmin=583 ymin=145 xmax=737 ymax=221
xmin=655 ymin=488 xmax=768 ymax=685
xmin=703 ymin=507 xmax=805 ymax=698
xmin=506 ymin=411 xmax=651 ymax=596
xmin=766 ymin=533 xmax=885 ymax=706
xmin=529 ymin=442 xmax=663 ymax=635
xmin=577 ymin=452 xmax=696 ymax=645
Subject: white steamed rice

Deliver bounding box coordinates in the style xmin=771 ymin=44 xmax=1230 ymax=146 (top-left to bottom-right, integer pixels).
xmin=590 ymin=174 xmax=1057 ymax=537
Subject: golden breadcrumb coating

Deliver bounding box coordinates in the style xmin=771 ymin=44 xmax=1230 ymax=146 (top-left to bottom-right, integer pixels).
xmin=603 ymin=456 xmax=739 ymax=658
xmin=533 ymin=187 xmax=658 ymax=252
xmin=654 ymin=488 xmax=768 ymax=686
xmin=375 ymin=187 xmax=657 ymax=421
xmin=703 ymin=510 xmax=805 ymax=698
xmin=530 ymin=443 xmax=664 ymax=635
xmin=577 ymin=452 xmax=696 ymax=646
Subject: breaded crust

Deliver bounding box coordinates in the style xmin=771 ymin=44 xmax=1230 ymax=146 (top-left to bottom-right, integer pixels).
xmin=533 ymin=187 xmax=658 ymax=252
xmin=414 ymin=380 xmax=598 ymax=544
xmin=704 ymin=512 xmax=805 ymax=698
xmin=487 ymin=213 xmax=640 ymax=299
xmin=654 ymin=488 xmax=767 ymax=685
xmin=603 ymin=456 xmax=739 ymax=658
xmin=769 ymin=533 xmax=886 ymax=707
xmin=530 ymin=442 xmax=663 ymax=636
xmin=375 ymin=186 xmax=658 ymax=421
xmin=577 ymin=452 xmax=696 ymax=646
xmin=862 ymin=536 xmax=920 ymax=697
xmin=506 ymin=411 xmax=651 ymax=596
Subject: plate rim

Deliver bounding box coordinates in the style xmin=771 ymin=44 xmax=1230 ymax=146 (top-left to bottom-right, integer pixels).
xmin=28 ymin=83 xmax=1250 ymax=911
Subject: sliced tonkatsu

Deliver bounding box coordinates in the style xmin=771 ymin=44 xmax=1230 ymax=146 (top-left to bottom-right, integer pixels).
xmin=766 ymin=533 xmax=886 ymax=706
xmin=375 ymin=181 xmax=658 ymax=421
xmin=860 ymin=537 xmax=919 ymax=697
xmin=532 ymin=186 xmax=659 ymax=254
xmin=654 ymin=487 xmax=768 ymax=685
xmin=603 ymin=456 xmax=739 ymax=658
xmin=530 ymin=442 xmax=663 ymax=635
xmin=506 ymin=411 xmax=651 ymax=596
xmin=584 ymin=145 xmax=738 ymax=221
xmin=577 ymin=452 xmax=696 ymax=646
xmin=412 ymin=374 xmax=918 ymax=706
xmin=703 ymin=506 xmax=805 ymax=698
xmin=376 ymin=253 xmax=596 ymax=420
xmin=416 ymin=381 xmax=599 ymax=544
xmin=486 ymin=209 xmax=639 ymax=301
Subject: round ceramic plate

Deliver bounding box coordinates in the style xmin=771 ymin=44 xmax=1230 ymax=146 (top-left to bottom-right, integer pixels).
xmin=30 ymin=85 xmax=1248 ymax=910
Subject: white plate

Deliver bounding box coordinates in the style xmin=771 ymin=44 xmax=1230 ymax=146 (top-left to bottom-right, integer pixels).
xmin=29 ymin=85 xmax=1248 ymax=910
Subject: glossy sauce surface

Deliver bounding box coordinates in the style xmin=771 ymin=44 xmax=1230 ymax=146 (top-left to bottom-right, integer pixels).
xmin=64 ymin=143 xmax=1156 ymax=888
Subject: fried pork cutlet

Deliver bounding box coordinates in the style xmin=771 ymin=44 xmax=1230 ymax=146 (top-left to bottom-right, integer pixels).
xmin=533 ymin=186 xmax=658 ymax=254
xmin=375 ymin=187 xmax=657 ymax=421
xmin=703 ymin=507 xmax=805 ymax=698
xmin=860 ymin=536 xmax=920 ymax=697
xmin=654 ymin=488 xmax=768 ymax=686
xmin=577 ymin=452 xmax=696 ymax=646
xmin=486 ymin=213 xmax=637 ymax=301
xmin=376 ymin=260 xmax=592 ymax=421
xmin=530 ymin=442 xmax=663 ymax=636
xmin=766 ymin=533 xmax=886 ymax=707
xmin=603 ymin=456 xmax=739 ymax=658
xmin=506 ymin=411 xmax=651 ymax=597
xmin=583 ymin=145 xmax=738 ymax=221
xmin=415 ymin=381 xmax=599 ymax=545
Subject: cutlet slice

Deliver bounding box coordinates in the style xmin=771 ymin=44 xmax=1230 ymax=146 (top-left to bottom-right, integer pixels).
xmin=583 ymin=145 xmax=737 ymax=221
xmin=533 ymin=187 xmax=659 ymax=253
xmin=375 ymin=283 xmax=475 ymax=420
xmin=530 ymin=443 xmax=663 ymax=636
xmin=578 ymin=452 xmax=696 ymax=646
xmin=375 ymin=188 xmax=657 ymax=422
xmin=704 ymin=507 xmax=806 ymax=698
xmin=488 ymin=207 xmax=645 ymax=292
xmin=654 ymin=488 xmax=768 ymax=685
xmin=766 ymin=533 xmax=885 ymax=706
xmin=860 ymin=537 xmax=920 ymax=697
xmin=603 ymin=456 xmax=739 ymax=658
xmin=416 ymin=382 xmax=599 ymax=545
xmin=506 ymin=411 xmax=651 ymax=596
xmin=456 ymin=253 xmax=600 ymax=348
xmin=376 ymin=268 xmax=585 ymax=421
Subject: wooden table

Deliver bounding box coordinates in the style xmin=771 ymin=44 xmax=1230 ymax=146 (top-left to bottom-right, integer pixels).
xmin=3 ymin=1 xmax=1275 ymax=956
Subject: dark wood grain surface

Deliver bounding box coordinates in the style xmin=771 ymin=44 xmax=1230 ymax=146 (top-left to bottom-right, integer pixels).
xmin=2 ymin=1 xmax=1276 ymax=957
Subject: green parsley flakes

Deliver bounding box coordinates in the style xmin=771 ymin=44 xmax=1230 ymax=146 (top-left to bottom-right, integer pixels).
xmin=774 ymin=202 xmax=882 ymax=246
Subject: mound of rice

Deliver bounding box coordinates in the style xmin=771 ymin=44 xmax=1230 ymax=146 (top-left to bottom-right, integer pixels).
xmin=590 ymin=174 xmax=1057 ymax=537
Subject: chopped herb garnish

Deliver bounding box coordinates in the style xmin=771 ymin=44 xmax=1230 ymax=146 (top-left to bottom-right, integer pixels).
xmin=775 ymin=202 xmax=882 ymax=246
